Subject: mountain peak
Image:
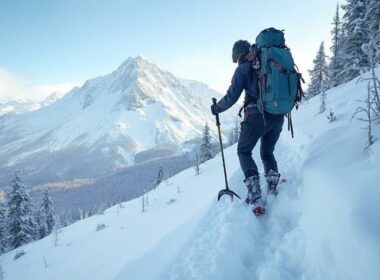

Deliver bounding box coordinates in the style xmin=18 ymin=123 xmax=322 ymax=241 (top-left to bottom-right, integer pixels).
xmin=111 ymin=55 xmax=160 ymax=84
xmin=118 ymin=55 xmax=154 ymax=71
xmin=135 ymin=54 xmax=147 ymax=61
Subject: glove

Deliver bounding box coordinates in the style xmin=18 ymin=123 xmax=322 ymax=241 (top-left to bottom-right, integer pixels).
xmin=211 ymin=104 xmax=219 ymax=115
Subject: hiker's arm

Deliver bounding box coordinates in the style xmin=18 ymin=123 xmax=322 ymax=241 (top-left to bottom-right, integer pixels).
xmin=216 ymin=67 xmax=245 ymax=113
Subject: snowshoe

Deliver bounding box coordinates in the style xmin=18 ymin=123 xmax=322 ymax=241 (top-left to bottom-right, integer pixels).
xmin=244 ymin=175 xmax=266 ymax=215
xmin=252 ymin=201 xmax=266 ymax=216
xmin=265 ymin=169 xmax=281 ymax=196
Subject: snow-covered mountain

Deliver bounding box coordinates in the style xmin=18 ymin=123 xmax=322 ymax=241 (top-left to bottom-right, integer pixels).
xmin=0 ymin=56 xmax=228 ymax=185
xmin=2 ymin=68 xmax=379 ymax=280
xmin=0 ymin=93 xmax=62 ymax=116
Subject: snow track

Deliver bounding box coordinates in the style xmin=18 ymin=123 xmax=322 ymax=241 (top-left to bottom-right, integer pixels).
xmin=158 ymin=142 xmax=305 ymax=280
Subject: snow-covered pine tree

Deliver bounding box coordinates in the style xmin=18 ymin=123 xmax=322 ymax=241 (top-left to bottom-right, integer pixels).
xmin=308 ymin=42 xmax=329 ymax=99
xmin=7 ymin=174 xmax=37 ymax=250
xmin=194 ymin=153 xmax=200 ymax=176
xmin=41 ymin=189 xmax=55 ymax=236
xmin=153 ymin=165 xmax=165 ymax=189
xmin=228 ymin=119 xmax=240 ymax=146
xmin=328 ymin=4 xmax=346 ymax=87
xmin=366 ymin=0 xmax=380 ymax=63
xmin=200 ymin=123 xmax=213 ymax=163
xmin=320 ymin=79 xmax=327 ymax=114
xmin=35 ymin=189 xmax=55 ymax=240
xmin=144 ymin=190 xmax=149 ymax=206
xmin=340 ymin=0 xmax=370 ymax=82
xmin=53 ymin=223 xmax=60 ymax=247
xmin=228 ymin=130 xmax=234 ymax=146
xmin=0 ymin=204 xmax=6 ymax=253
xmin=362 ymin=39 xmax=380 ymax=115
xmin=141 ymin=194 xmax=146 ymax=212
xmin=35 ymin=208 xmax=46 ymax=240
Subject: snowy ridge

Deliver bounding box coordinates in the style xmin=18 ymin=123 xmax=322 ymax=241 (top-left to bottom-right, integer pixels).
xmin=2 ymin=69 xmax=380 ymax=280
xmin=0 ymin=56 xmax=230 ymax=184
xmin=1 ymin=56 xmax=222 ymax=152
xmin=0 ymin=93 xmax=62 ymax=116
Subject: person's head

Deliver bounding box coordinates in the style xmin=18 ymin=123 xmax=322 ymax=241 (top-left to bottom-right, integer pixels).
xmin=232 ymin=40 xmax=251 ymax=63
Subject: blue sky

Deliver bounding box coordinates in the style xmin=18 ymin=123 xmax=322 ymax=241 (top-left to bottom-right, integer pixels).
xmin=0 ymin=0 xmax=338 ymax=100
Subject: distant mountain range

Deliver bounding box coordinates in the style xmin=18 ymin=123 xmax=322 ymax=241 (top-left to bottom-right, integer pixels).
xmin=0 ymin=93 xmax=62 ymax=116
xmin=0 ymin=56 xmax=232 ymax=186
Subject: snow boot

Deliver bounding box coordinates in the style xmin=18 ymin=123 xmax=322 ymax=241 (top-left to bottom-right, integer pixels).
xmin=244 ymin=175 xmax=265 ymax=216
xmin=265 ymin=169 xmax=281 ymax=195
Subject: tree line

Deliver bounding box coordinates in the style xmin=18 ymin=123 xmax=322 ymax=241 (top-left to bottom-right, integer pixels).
xmin=0 ymin=174 xmax=55 ymax=254
xmin=308 ymin=0 xmax=379 ymax=151
xmin=308 ymin=0 xmax=379 ymax=100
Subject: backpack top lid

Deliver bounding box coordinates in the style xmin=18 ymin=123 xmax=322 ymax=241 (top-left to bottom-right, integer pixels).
xmin=255 ymin=28 xmax=285 ymax=49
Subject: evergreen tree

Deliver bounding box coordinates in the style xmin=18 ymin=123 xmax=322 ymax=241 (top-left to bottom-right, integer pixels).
xmin=228 ymin=119 xmax=240 ymax=146
xmin=7 ymin=174 xmax=36 ymax=250
xmin=200 ymin=123 xmax=213 ymax=163
xmin=362 ymin=39 xmax=380 ymax=114
xmin=340 ymin=0 xmax=370 ymax=82
xmin=41 ymin=189 xmax=55 ymax=236
xmin=328 ymin=4 xmax=345 ymax=87
xmin=153 ymin=165 xmax=165 ymax=188
xmin=228 ymin=129 xmax=234 ymax=146
xmin=0 ymin=204 xmax=6 ymax=253
xmin=319 ymin=82 xmax=327 ymax=114
xmin=308 ymin=42 xmax=329 ymax=99
xmin=194 ymin=153 xmax=200 ymax=176
xmin=35 ymin=208 xmax=46 ymax=240
xmin=53 ymin=223 xmax=60 ymax=247
xmin=141 ymin=194 xmax=146 ymax=212
xmin=366 ymin=0 xmax=380 ymax=62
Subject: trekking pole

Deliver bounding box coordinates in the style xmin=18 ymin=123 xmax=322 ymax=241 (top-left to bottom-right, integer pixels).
xmin=212 ymin=98 xmax=241 ymax=201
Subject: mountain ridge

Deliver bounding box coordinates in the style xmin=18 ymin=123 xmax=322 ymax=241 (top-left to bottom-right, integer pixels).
xmin=0 ymin=56 xmax=228 ymax=185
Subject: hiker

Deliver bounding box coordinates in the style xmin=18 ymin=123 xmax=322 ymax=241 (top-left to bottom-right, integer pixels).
xmin=210 ymin=39 xmax=283 ymax=213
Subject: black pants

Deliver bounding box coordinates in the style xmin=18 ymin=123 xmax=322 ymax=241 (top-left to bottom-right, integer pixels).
xmin=237 ymin=112 xmax=284 ymax=178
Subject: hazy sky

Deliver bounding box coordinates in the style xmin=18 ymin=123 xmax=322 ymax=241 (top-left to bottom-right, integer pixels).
xmin=0 ymin=0 xmax=338 ymax=101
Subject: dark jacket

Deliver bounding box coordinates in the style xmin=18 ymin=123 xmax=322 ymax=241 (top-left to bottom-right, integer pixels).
xmin=216 ymin=58 xmax=259 ymax=113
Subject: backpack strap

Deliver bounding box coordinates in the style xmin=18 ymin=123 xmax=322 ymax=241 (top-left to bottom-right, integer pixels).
xmin=238 ymin=63 xmax=259 ymax=118
xmin=294 ymin=64 xmax=305 ymax=108
xmin=238 ymin=96 xmax=259 ymax=118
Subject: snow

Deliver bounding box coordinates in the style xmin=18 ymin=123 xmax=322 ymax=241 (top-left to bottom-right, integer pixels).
xmin=0 ymin=57 xmax=230 ymax=173
xmin=0 ymin=93 xmax=62 ymax=116
xmin=1 ymin=68 xmax=380 ymax=279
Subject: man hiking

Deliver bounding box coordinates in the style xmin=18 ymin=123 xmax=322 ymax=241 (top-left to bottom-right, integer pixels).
xmin=211 ymin=39 xmax=284 ymax=215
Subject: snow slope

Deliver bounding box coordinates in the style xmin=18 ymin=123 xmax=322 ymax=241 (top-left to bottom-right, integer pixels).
xmin=2 ymin=69 xmax=380 ymax=280
xmin=0 ymin=56 xmax=229 ymax=184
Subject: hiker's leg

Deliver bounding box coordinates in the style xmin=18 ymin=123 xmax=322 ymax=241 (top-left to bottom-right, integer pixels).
xmin=237 ymin=114 xmax=265 ymax=178
xmin=260 ymin=117 xmax=284 ymax=174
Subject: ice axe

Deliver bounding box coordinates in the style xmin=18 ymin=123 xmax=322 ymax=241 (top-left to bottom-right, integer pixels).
xmin=212 ymin=98 xmax=241 ymax=201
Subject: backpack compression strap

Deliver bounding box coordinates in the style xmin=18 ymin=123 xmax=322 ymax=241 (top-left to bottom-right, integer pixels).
xmin=238 ymin=63 xmax=259 ymax=118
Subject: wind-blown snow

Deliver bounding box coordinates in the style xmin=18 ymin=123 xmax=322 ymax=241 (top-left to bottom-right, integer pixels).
xmin=2 ymin=69 xmax=380 ymax=280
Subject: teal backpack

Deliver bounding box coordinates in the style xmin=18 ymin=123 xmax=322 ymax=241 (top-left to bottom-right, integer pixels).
xmin=251 ymin=28 xmax=304 ymax=137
